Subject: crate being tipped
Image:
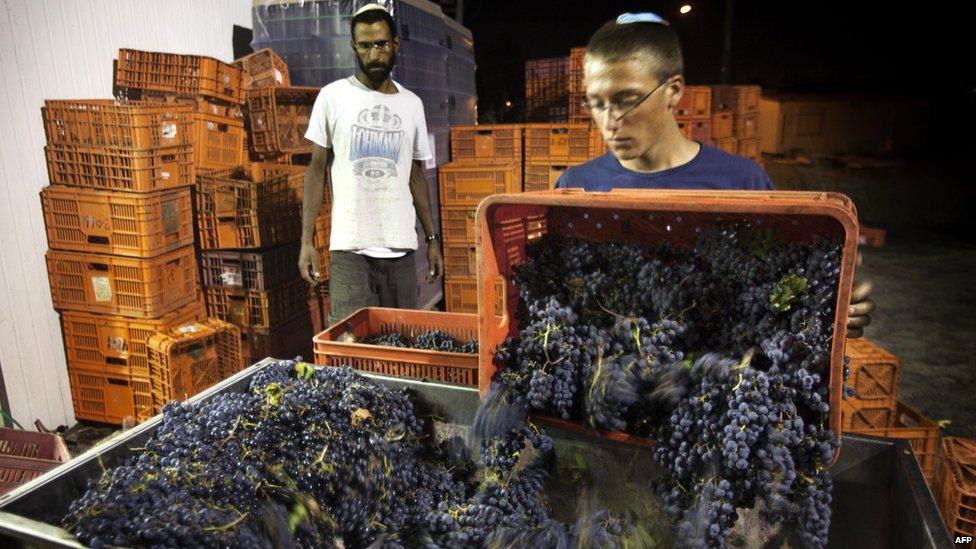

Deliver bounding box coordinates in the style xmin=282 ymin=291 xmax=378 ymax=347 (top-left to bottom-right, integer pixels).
xmin=475 ymin=189 xmax=859 ymax=460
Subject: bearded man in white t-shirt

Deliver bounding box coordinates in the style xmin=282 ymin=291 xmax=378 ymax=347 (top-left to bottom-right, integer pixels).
xmin=298 ymin=4 xmax=443 ymax=327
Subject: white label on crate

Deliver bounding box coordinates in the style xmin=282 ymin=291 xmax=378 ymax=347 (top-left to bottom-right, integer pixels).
xmin=161 ymin=171 xmax=171 ymax=180
xmin=177 ymin=324 xmax=200 ymax=334
xmin=425 ymin=132 xmax=436 ymax=170
xmin=91 ymin=276 xmax=112 ymax=302
xmin=161 ymin=123 xmax=177 ymax=139
xmin=207 ymin=121 xmax=217 ymax=131
xmin=220 ymin=267 xmax=243 ymax=287
xmin=274 ymin=69 xmax=283 ymax=83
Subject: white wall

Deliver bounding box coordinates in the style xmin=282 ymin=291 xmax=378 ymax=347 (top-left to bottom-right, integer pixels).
xmin=0 ymin=0 xmax=251 ymax=429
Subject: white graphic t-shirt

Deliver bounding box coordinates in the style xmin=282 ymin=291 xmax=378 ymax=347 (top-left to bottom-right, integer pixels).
xmin=305 ymin=76 xmax=432 ymax=256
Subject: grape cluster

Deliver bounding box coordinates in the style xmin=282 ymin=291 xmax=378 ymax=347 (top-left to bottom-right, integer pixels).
xmin=365 ymin=330 xmax=478 ymax=354
xmin=492 ymin=225 xmax=843 ymax=548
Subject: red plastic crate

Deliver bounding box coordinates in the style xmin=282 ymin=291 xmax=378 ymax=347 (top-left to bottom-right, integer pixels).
xmin=204 ymin=278 xmax=310 ymax=330
xmin=147 ymin=318 xmax=242 ymax=412
xmin=41 ymin=185 xmax=193 ymax=257
xmin=0 ymin=428 xmax=71 ymax=496
xmin=313 ymin=307 xmax=479 ymax=386
xmin=450 ymin=125 xmax=522 ymax=162
xmin=246 ymin=86 xmax=318 ymax=154
xmin=115 ymin=48 xmax=243 ymax=104
xmin=675 ymin=86 xmax=712 ymax=119
xmin=67 ymin=362 xmax=154 ymax=425
xmin=45 ymin=143 xmax=195 ymax=192
xmin=42 ymin=99 xmax=192 ymax=149
xmin=474 ymin=190 xmax=859 ymax=451
xmin=935 ymin=437 xmax=976 ymax=542
xmin=61 ymin=304 xmax=206 ymax=378
xmin=439 ymin=161 xmax=521 ymax=206
xmin=46 ymin=245 xmax=199 ymax=318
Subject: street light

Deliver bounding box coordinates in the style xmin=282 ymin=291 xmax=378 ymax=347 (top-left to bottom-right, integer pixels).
xmin=504 ymin=100 xmax=513 ymax=108
xmin=680 ymin=4 xmax=692 ymax=14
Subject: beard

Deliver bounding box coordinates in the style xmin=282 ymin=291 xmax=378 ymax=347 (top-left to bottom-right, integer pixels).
xmin=357 ymin=56 xmax=394 ymax=86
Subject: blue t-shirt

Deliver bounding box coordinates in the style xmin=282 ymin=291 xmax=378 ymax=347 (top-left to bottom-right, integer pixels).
xmin=555 ymin=143 xmax=774 ymax=191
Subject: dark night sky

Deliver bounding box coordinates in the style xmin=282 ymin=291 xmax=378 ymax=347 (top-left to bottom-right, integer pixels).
xmin=459 ymin=0 xmax=974 ymax=131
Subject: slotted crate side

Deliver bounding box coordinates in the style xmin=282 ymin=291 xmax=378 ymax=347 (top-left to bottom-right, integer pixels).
xmin=711 ymin=110 xmax=734 ymax=139
xmin=41 ymin=185 xmax=193 ymax=257
xmin=523 ymin=124 xmax=602 ymax=162
xmin=840 ymin=396 xmax=896 ymax=430
xmin=935 ymin=437 xmax=976 ymax=540
xmin=711 ymin=85 xmax=761 ymax=113
xmin=845 ymin=338 xmax=901 ymax=401
xmin=309 ymin=285 xmax=331 ymax=336
xmin=67 ymin=363 xmax=154 ymax=425
xmin=733 ymin=112 xmax=759 ymax=139
xmin=443 ymin=239 xmax=478 ymax=278
xmin=46 ymin=246 xmax=199 ymax=318
xmin=524 ymin=162 xmax=576 ymax=192
xmin=241 ymin=313 xmax=314 ymax=366
xmin=205 ymin=279 xmax=310 ymax=329
xmin=147 ymin=319 xmax=241 ymax=412
xmin=848 ymin=401 xmax=940 ymax=481
xmin=41 ymin=100 xmax=193 ymax=149
xmin=450 ymin=125 xmax=522 ymax=162
xmin=115 ymin=48 xmax=243 ymax=104
xmin=45 ymin=144 xmax=195 ymax=192
xmin=200 ymin=242 xmax=301 ymax=291
xmin=442 ymin=206 xmax=478 ymax=242
xmin=445 ymin=276 xmax=507 ymax=316
xmin=61 ymin=304 xmax=205 ymax=378
xmin=246 ymin=86 xmax=318 ymax=154
xmin=568 ymin=47 xmax=586 ymax=94
xmin=674 ymin=86 xmax=712 ymax=119
xmin=312 ymin=308 xmax=479 ymax=385
xmin=438 ymin=162 xmax=521 ymax=206
xmin=314 ymin=210 xmax=332 ymax=250
xmin=193 ymin=112 xmax=245 ymax=169
xmin=690 ymin=119 xmax=712 ymax=145
xmin=235 ymin=48 xmax=291 ymax=89
xmin=0 ymin=429 xmax=71 ymax=496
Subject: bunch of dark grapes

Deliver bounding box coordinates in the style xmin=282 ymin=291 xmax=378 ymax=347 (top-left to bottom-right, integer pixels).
xmin=365 ymin=330 xmax=478 ymax=354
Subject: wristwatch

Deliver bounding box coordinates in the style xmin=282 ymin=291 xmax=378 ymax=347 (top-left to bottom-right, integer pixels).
xmin=425 ymin=233 xmax=440 ymax=243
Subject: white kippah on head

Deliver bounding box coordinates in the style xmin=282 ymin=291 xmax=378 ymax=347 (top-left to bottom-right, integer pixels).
xmin=354 ymin=3 xmax=390 ymax=17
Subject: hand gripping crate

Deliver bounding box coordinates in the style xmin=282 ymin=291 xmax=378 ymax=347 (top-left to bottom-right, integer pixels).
xmin=475 ymin=190 xmax=859 ymax=453
xmin=234 ymin=48 xmax=291 ymax=90
xmin=147 ymin=318 xmax=242 ymax=413
xmin=845 ymin=338 xmax=901 ymax=402
xmin=674 ymin=86 xmax=712 ymax=119
xmin=44 ymin=143 xmax=195 ymax=192
xmin=61 ymin=303 xmax=206 ymax=378
xmin=204 ymin=278 xmax=309 ymax=330
xmin=67 ymin=362 xmax=154 ymax=425
xmin=46 ymin=245 xmax=198 ymax=318
xmin=193 ymin=112 xmax=245 ymax=170
xmin=246 ymin=86 xmax=318 ymax=154
xmin=935 ymin=437 xmax=976 ymax=542
xmin=115 ymin=48 xmax=243 ymax=104
xmin=41 ymin=185 xmax=193 ymax=257
xmin=450 ymin=125 xmax=522 ymax=162
xmin=438 ymin=161 xmax=521 ymax=207
xmin=848 ymin=401 xmax=940 ymax=482
xmin=200 ymin=242 xmax=301 ymax=291
xmin=195 ymin=163 xmax=304 ymax=249
xmin=41 ymin=99 xmax=192 ymax=148
xmin=313 ymin=308 xmax=479 ymax=386
xmin=523 ymin=124 xmax=603 ymax=162
xmin=0 ymin=428 xmax=71 ymax=496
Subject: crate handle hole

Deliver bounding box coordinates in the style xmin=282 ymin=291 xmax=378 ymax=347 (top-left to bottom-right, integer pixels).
xmin=105 ymin=357 xmax=127 ymax=366
xmin=88 ymin=263 xmax=109 ymax=272
xmin=106 ymin=378 xmax=129 ymax=387
xmin=87 ymin=236 xmax=110 ymax=245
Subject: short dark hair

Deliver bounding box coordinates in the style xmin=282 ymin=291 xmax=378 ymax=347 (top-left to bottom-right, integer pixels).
xmin=586 ymin=20 xmax=683 ymax=80
xmin=350 ymin=8 xmax=397 ymax=40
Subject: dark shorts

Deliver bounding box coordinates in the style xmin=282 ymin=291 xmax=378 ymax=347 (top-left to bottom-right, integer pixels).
xmin=327 ymin=251 xmax=418 ymax=326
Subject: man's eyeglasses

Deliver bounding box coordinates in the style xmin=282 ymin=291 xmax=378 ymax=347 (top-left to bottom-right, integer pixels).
xmin=354 ymin=40 xmax=394 ymax=53
xmin=583 ymin=77 xmax=672 ymax=120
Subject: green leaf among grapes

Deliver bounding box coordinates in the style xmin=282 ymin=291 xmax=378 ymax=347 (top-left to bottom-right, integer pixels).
xmin=770 ymin=273 xmax=809 ymax=312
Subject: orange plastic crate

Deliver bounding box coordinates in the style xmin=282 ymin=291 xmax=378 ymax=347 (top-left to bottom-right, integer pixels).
xmin=674 ymin=86 xmax=712 ymax=119
xmin=0 ymin=428 xmax=71 ymax=496
xmin=445 ymin=276 xmax=507 ymax=316
xmin=845 ymin=338 xmax=901 ymax=401
xmin=68 ymin=362 xmax=154 ymax=425
xmin=935 ymin=437 xmax=976 ymax=541
xmin=690 ymin=119 xmax=712 ymax=145
xmin=46 ymin=245 xmax=198 ymax=318
xmin=439 ymin=161 xmax=521 ymax=206
xmin=313 ymin=308 xmax=479 ymax=386
xmin=450 ymin=125 xmax=522 ymax=162
xmin=201 ymin=242 xmax=301 ymax=291
xmin=475 ymin=190 xmax=859 ymax=450
xmin=733 ymin=112 xmax=759 ymax=139
xmin=442 ymin=206 xmax=478 ymax=242
xmin=61 ymin=304 xmax=205 ymax=378
xmin=235 ymin=48 xmax=291 ymax=89
xmin=737 ymin=137 xmax=760 ymax=159
xmin=848 ymin=401 xmax=940 ymax=481
xmin=147 ymin=318 xmax=242 ymax=412
xmin=195 ymin=163 xmax=304 ymax=249
xmin=840 ymin=396 xmax=895 ymax=430
xmin=568 ymin=93 xmax=590 ymax=124
xmin=309 ymin=285 xmax=331 ymax=336
xmin=246 ymin=86 xmax=317 ymax=154
xmin=193 ymin=112 xmax=245 ymax=170
xmin=115 ymin=48 xmax=243 ymax=104
xmin=204 ymin=278 xmax=309 ymax=330
xmin=41 ymin=185 xmax=193 ymax=257
xmin=715 ymin=137 xmax=738 ymax=154
xmin=45 ymin=143 xmax=194 ymax=192
xmin=41 ymin=99 xmax=192 ymax=149
xmin=240 ymin=312 xmax=314 ymax=366
xmin=523 ymin=123 xmax=603 ymax=162
xmin=444 ymin=239 xmax=478 ymax=278
xmin=568 ymin=47 xmax=586 ymax=94
xmin=711 ymin=85 xmax=761 ymax=114
xmin=524 ymin=161 xmax=577 ymax=192
xmin=711 ymin=110 xmax=734 ymax=139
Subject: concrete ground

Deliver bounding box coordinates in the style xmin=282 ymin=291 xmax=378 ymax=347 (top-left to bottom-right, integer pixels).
xmin=768 ymin=157 xmax=976 ymax=439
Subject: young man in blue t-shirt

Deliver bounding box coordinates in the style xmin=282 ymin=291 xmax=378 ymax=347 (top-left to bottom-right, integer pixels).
xmin=557 ymin=12 xmax=873 ymax=337
xmin=556 ymin=13 xmax=774 ymax=192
